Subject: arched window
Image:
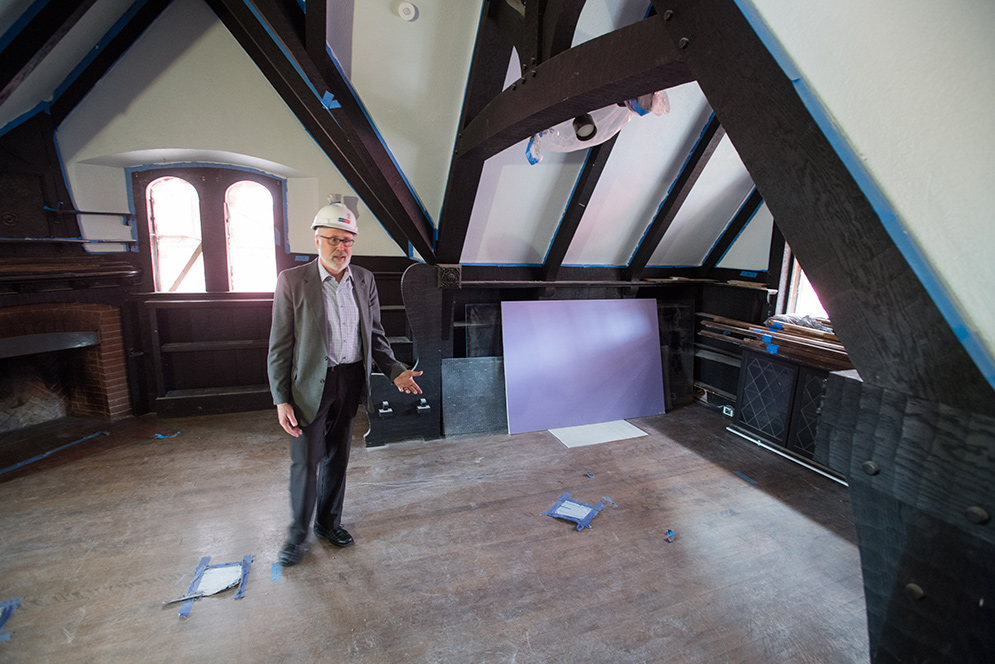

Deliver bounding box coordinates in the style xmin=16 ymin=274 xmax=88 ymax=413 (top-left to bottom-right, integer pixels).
xmin=134 ymin=167 xmax=286 ymax=293
xmin=147 ymin=177 xmax=205 ymax=292
xmin=226 ymin=181 xmax=277 ymax=292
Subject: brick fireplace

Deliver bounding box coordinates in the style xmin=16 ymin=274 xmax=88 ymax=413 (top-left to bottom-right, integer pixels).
xmin=0 ymin=303 xmax=131 ymax=434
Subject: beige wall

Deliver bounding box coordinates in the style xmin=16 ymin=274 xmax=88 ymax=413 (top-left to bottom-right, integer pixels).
xmin=56 ymin=0 xmax=405 ymax=258
xmin=743 ymin=0 xmax=995 ymax=383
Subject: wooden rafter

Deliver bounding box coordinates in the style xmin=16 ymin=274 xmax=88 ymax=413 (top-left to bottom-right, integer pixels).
xmin=0 ymin=0 xmax=99 ymax=107
xmin=455 ymin=14 xmax=691 ymax=162
xmin=204 ymin=0 xmax=436 ymax=261
xmin=697 ymin=187 xmax=763 ymax=277
xmin=435 ymin=1 xmax=513 ymax=264
xmin=626 ymin=114 xmax=725 ymax=281
xmin=437 ymin=7 xmax=692 ymax=265
xmin=50 ymin=0 xmax=173 ymax=125
xmin=649 ymin=0 xmax=993 ymax=410
xmin=303 ymin=0 xmax=326 ymax=63
xmin=541 ymin=134 xmax=618 ymax=282
xmin=493 ymin=0 xmax=586 ymax=70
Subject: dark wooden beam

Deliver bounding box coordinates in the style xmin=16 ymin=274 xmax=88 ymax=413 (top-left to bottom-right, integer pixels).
xmin=541 ymin=134 xmax=618 ymax=282
xmin=626 ymin=114 xmax=725 ymax=281
xmin=303 ymin=0 xmax=326 ymax=64
xmin=0 ymin=0 xmax=99 ymax=107
xmin=697 ymin=188 xmax=763 ymax=277
xmin=455 ymin=14 xmax=692 ymax=162
xmin=204 ymin=0 xmax=435 ymax=261
xmin=649 ymin=0 xmax=993 ymax=412
xmin=435 ymin=1 xmax=513 ymax=264
xmin=540 ymin=0 xmax=587 ymax=62
xmin=493 ymin=0 xmax=586 ymax=71
xmin=256 ymin=0 xmax=435 ymax=261
xmin=50 ymin=0 xmax=173 ymax=125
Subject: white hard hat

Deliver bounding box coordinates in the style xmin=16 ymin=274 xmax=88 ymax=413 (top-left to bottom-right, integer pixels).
xmin=311 ymin=201 xmax=358 ymax=234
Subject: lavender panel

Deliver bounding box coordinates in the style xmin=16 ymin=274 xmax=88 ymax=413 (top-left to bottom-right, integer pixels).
xmin=502 ymin=299 xmax=666 ymax=434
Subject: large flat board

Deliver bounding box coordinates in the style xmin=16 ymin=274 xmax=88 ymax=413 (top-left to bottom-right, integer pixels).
xmin=502 ymin=299 xmax=666 ymax=434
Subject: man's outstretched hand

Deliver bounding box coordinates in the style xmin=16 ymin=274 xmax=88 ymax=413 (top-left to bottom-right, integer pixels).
xmin=393 ymin=369 xmax=424 ymax=395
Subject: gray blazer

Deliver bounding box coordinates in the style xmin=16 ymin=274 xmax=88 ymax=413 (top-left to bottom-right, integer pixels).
xmin=267 ymin=260 xmax=406 ymax=427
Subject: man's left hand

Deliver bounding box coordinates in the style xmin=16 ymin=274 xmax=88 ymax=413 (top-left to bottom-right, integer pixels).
xmin=394 ymin=369 xmax=424 ymax=394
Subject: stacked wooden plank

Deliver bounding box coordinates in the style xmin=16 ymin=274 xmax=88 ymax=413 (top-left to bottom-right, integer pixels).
xmin=698 ymin=313 xmax=853 ymax=371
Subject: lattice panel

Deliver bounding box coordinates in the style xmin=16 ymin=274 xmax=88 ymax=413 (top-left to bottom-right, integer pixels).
xmin=737 ymin=354 xmax=795 ymax=443
xmin=791 ymin=371 xmax=826 ymax=458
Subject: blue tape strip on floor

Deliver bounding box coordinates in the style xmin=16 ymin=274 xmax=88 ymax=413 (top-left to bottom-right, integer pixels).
xmin=0 ymin=598 xmax=22 ymax=642
xmin=0 ymin=431 xmax=109 ymax=476
xmin=270 ymin=562 xmax=282 ymax=582
xmin=234 ymin=555 xmax=253 ymax=599
xmin=734 ymin=471 xmax=758 ymax=485
xmin=179 ymin=556 xmax=210 ymax=619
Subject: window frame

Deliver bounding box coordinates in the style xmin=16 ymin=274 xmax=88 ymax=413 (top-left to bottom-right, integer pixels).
xmin=131 ymin=165 xmax=290 ymax=293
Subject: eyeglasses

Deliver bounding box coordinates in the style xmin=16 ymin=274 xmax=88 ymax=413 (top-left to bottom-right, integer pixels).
xmin=318 ymin=235 xmax=354 ymax=247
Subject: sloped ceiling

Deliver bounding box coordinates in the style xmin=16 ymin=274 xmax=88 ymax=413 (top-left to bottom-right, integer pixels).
xmin=0 ymin=0 xmax=770 ymax=280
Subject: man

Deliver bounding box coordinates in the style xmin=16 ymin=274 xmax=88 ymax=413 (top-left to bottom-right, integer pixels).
xmin=267 ymin=200 xmax=422 ymax=567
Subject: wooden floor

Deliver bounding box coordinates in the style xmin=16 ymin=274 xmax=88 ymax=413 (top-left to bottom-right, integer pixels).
xmin=0 ymin=404 xmax=869 ymax=663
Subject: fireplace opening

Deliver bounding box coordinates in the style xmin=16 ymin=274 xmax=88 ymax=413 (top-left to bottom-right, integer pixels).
xmin=0 ymin=340 xmax=109 ymax=436
xmin=0 ymin=304 xmax=132 ymax=440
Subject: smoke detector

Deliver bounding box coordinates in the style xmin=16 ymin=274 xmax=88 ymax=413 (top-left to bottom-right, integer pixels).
xmin=395 ymin=2 xmax=418 ymax=21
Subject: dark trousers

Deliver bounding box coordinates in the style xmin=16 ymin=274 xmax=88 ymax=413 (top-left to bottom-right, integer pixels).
xmin=287 ymin=362 xmax=364 ymax=544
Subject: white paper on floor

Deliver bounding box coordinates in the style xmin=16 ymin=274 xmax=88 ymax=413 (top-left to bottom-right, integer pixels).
xmin=549 ymin=420 xmax=647 ymax=448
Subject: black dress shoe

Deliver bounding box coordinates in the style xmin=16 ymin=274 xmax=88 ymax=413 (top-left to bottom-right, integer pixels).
xmin=279 ymin=541 xmax=304 ymax=567
xmin=315 ymin=523 xmax=354 ymax=548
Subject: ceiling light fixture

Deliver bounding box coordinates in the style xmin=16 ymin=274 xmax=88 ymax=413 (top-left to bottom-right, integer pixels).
xmin=572 ymin=114 xmax=597 ymax=141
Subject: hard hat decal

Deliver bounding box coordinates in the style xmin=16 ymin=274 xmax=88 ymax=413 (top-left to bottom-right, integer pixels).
xmin=311 ymin=201 xmax=359 ymax=234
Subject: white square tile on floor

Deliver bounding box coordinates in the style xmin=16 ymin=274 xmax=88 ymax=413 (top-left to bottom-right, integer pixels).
xmin=549 ymin=420 xmax=648 ymax=448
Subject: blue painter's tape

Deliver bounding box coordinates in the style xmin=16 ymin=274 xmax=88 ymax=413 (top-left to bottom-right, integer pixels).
xmin=321 ymin=46 xmax=435 ymax=231
xmin=769 ymin=322 xmax=783 ymax=330
xmin=542 ymin=492 xmax=605 ymax=531
xmin=0 ymin=431 xmax=109 ymax=476
xmin=734 ymin=471 xmax=758 ymax=485
xmin=766 ymin=344 xmax=779 ymax=355
xmin=179 ymin=556 xmax=211 ymax=619
xmin=0 ymin=0 xmax=47 ymax=53
xmin=0 ymin=598 xmax=23 ymax=642
xmin=270 ymin=562 xmax=282 ymax=583
xmin=321 ymin=91 xmax=341 ymax=110
xmin=234 ymin=555 xmax=253 ymax=600
xmin=740 ymin=270 xmax=758 ymax=278
xmin=154 ymin=431 xmax=180 ymax=439
xmin=732 ymin=0 xmax=995 ymax=391
xmin=762 ymin=334 xmax=772 ymax=343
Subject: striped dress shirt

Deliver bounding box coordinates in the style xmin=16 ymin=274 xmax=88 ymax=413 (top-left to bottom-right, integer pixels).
xmin=317 ymin=262 xmax=362 ymax=367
